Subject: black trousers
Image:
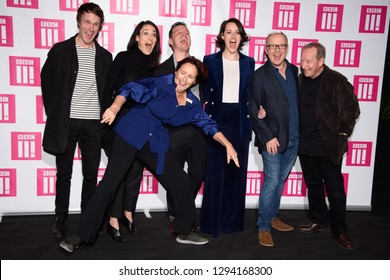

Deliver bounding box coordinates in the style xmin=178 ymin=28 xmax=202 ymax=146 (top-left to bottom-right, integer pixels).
xmin=165 ymin=125 xmax=207 ymax=217
xmin=55 ymin=118 xmax=101 ymax=214
xmin=77 ymin=133 xmax=195 ymax=244
xmin=299 ymin=154 xmax=348 ymax=234
xmin=110 ymin=124 xmax=207 ymax=218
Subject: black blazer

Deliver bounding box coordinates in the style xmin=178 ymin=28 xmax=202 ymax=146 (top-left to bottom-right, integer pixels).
xmin=249 ymin=60 xmax=298 ymax=153
xmin=41 ymin=35 xmax=112 ymax=154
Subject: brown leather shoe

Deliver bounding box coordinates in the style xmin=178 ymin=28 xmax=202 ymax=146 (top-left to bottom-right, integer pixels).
xmin=297 ymin=223 xmax=329 ymax=233
xmin=258 ymin=230 xmax=274 ymax=247
xmin=271 ymin=218 xmax=294 ymax=231
xmin=334 ymin=233 xmax=354 ymax=250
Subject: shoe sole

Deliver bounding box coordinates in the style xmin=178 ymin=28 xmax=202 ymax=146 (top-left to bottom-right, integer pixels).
xmin=259 ymin=241 xmax=274 ymax=247
xmin=271 ymin=225 xmax=294 ymax=232
xmin=59 ymin=242 xmax=79 ymax=254
xmin=176 ymin=237 xmax=209 ymax=245
xmin=298 ymin=228 xmax=329 ymax=234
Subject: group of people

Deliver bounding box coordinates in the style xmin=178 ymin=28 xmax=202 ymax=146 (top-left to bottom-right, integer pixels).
xmin=40 ymin=3 xmax=360 ymax=254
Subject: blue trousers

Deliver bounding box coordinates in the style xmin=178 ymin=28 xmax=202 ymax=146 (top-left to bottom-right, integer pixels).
xmin=257 ymin=138 xmax=298 ymax=231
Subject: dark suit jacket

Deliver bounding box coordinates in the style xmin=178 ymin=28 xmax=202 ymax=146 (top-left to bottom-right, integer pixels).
xmin=298 ymin=64 xmax=360 ymax=164
xmin=155 ymin=54 xmax=175 ymax=76
xmin=40 ymin=34 xmax=112 ymax=154
xmin=249 ymin=60 xmax=299 ymax=153
xmin=202 ymin=50 xmax=255 ymax=140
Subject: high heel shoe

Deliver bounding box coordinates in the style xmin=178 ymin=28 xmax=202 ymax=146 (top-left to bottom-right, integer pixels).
xmin=107 ymin=223 xmax=126 ymax=242
xmin=122 ymin=218 xmax=137 ymax=235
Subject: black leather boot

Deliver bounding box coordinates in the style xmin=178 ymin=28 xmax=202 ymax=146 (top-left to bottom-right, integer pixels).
xmin=51 ymin=212 xmax=68 ymax=239
xmin=122 ymin=217 xmax=137 ymax=235
xmin=107 ymin=223 xmax=126 ymax=242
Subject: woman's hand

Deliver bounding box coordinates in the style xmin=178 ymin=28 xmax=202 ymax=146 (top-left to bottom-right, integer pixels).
xmin=101 ymin=95 xmax=126 ymax=125
xmin=101 ymin=107 xmax=117 ymax=125
xmin=226 ymin=143 xmax=240 ymax=167
xmin=212 ymin=132 xmax=240 ymax=167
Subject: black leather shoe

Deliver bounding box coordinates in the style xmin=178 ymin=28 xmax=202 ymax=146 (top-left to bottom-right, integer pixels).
xmin=51 ymin=213 xmax=68 ymax=239
xmin=334 ymin=233 xmax=354 ymax=250
xmin=297 ymin=223 xmax=329 ymax=233
xmin=107 ymin=223 xmax=126 ymax=242
xmin=122 ymin=218 xmax=137 ymax=235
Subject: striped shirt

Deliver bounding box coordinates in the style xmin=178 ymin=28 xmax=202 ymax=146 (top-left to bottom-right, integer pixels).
xmin=70 ymin=45 xmax=100 ymax=119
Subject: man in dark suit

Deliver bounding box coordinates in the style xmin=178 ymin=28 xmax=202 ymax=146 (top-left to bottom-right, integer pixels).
xmin=249 ymin=32 xmax=299 ymax=247
xmin=297 ymin=42 xmax=360 ymax=250
xmin=157 ymin=22 xmax=206 ymax=233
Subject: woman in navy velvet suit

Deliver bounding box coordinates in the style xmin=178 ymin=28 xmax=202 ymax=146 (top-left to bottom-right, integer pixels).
xmin=200 ymin=18 xmax=255 ymax=237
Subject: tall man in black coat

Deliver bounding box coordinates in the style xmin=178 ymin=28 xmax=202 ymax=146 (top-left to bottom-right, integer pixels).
xmin=40 ymin=3 xmax=112 ymax=239
xmin=297 ymin=42 xmax=360 ymax=250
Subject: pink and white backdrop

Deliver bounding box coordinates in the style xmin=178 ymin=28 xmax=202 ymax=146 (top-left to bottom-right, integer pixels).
xmin=0 ymin=0 xmax=389 ymax=216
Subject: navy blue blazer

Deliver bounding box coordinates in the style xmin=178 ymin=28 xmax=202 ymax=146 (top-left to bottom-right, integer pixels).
xmin=116 ymin=74 xmax=219 ymax=174
xmin=202 ymin=50 xmax=255 ymax=140
xmin=249 ymin=59 xmax=298 ymax=153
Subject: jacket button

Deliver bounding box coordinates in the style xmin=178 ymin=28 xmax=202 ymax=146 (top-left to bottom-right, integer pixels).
xmin=211 ymin=102 xmax=214 ymax=105
xmin=149 ymin=133 xmax=152 ymax=136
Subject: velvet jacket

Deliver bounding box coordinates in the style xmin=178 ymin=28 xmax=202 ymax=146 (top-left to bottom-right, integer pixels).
xmin=41 ymin=35 xmax=112 ymax=154
xmin=201 ymin=50 xmax=255 ymax=140
xmin=298 ymin=64 xmax=360 ymax=164
xmin=249 ymin=59 xmax=299 ymax=153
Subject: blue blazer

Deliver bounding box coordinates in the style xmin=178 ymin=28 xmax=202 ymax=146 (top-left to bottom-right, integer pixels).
xmin=115 ymin=74 xmax=219 ymax=174
xmin=249 ymin=59 xmax=298 ymax=153
xmin=202 ymin=50 xmax=255 ymax=140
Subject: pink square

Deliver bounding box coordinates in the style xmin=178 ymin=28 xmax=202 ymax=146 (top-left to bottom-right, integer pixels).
xmin=59 ymin=0 xmax=85 ymax=11
xmin=246 ymin=171 xmax=263 ymax=196
xmin=110 ymin=0 xmax=140 ymax=14
xmin=0 ymin=169 xmax=17 ymax=197
xmin=191 ymin=0 xmax=212 ymax=26
xmin=37 ymin=168 xmax=56 ymax=196
xmin=204 ymin=34 xmax=218 ymax=55
xmin=272 ymin=2 xmax=300 ymax=30
xmin=291 ymin=38 xmax=318 ymax=66
xmin=0 ymin=94 xmax=16 ymax=123
xmin=9 ymin=56 xmax=41 ymax=87
xmin=316 ymin=4 xmax=344 ymax=32
xmin=353 ymin=75 xmax=379 ymax=102
xmin=229 ymin=0 xmax=257 ymax=29
xmin=96 ymin=22 xmax=115 ymax=53
xmin=7 ymin=0 xmax=38 ymax=9
xmin=0 ymin=16 xmax=14 ymax=47
xmin=34 ymin=18 xmax=65 ymax=49
xmin=159 ymin=0 xmax=187 ymax=18
xmin=334 ymin=40 xmax=361 ymax=67
xmin=282 ymin=172 xmax=306 ymax=197
xmin=346 ymin=141 xmax=372 ymax=166
xmin=36 ymin=95 xmax=46 ymax=124
xmin=359 ymin=5 xmax=387 ymax=33
xmin=248 ymin=37 xmax=267 ymax=65
xmin=11 ymin=132 xmax=42 ymax=160
xmin=139 ymin=169 xmax=159 ymax=194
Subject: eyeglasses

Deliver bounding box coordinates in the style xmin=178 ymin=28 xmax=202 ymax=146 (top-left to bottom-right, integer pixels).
xmin=266 ymin=44 xmax=288 ymax=50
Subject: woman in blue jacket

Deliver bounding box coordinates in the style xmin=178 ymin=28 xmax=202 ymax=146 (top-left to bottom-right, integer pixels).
xmin=59 ymin=57 xmax=239 ymax=253
xmin=201 ymin=18 xmax=255 ymax=237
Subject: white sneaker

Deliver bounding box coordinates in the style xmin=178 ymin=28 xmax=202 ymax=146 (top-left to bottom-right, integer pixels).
xmin=176 ymin=232 xmax=209 ymax=245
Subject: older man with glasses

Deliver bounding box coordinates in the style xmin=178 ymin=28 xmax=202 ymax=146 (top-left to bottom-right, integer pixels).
xmin=249 ymin=31 xmax=299 ymax=247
